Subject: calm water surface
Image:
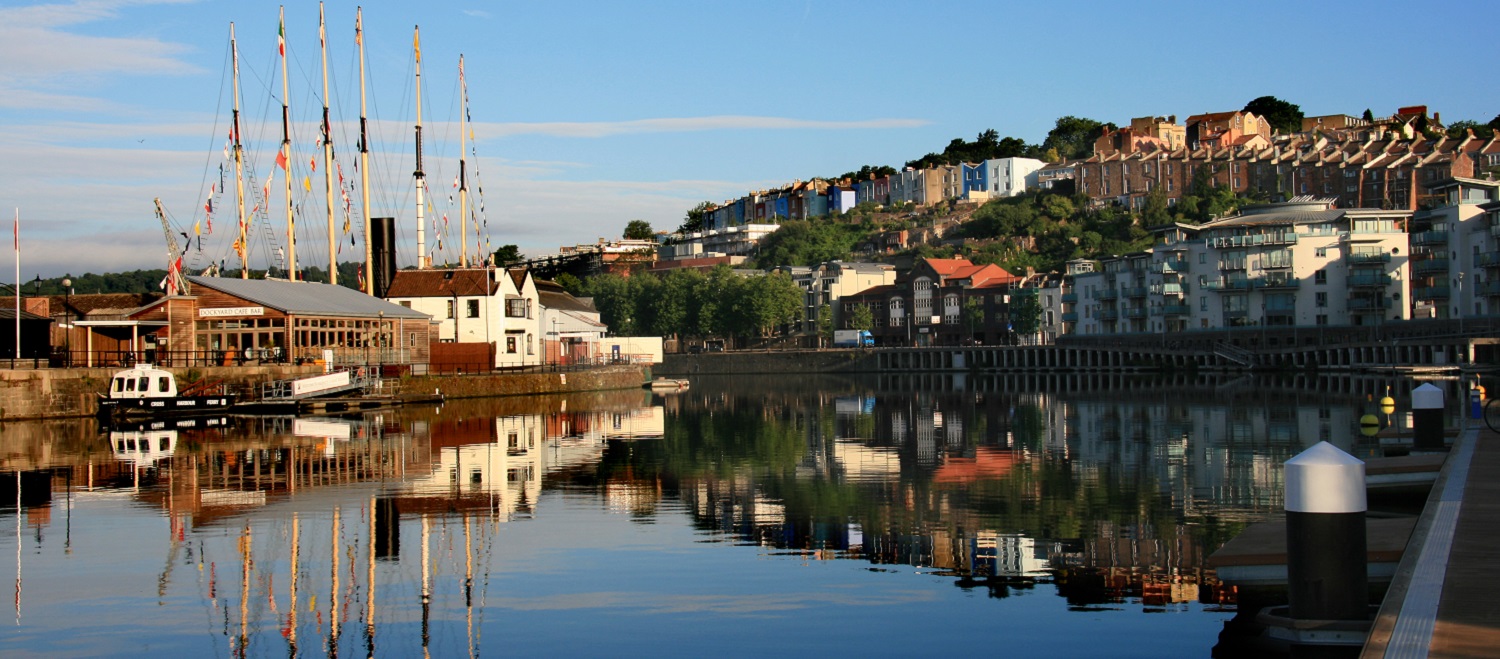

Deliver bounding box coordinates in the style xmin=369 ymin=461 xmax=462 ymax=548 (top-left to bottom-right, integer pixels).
xmin=0 ymin=372 xmax=1429 ymax=657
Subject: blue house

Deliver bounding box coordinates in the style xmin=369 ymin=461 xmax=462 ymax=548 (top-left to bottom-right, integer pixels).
xmin=962 ymin=162 xmax=988 ymax=200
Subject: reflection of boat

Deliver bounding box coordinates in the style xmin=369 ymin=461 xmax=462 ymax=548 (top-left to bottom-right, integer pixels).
xmin=109 ymin=428 xmax=177 ymax=465
xmin=96 ymin=363 xmax=235 ymax=422
xmin=644 ymin=377 xmax=689 ymax=392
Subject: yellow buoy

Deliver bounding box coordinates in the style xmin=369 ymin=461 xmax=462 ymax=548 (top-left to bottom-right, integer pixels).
xmin=1360 ymin=413 xmax=1381 ymax=436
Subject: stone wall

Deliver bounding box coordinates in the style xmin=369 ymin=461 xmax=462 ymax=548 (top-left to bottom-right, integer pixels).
xmin=656 ymin=350 xmax=875 ymax=376
xmin=0 ymin=364 xmax=648 ymax=421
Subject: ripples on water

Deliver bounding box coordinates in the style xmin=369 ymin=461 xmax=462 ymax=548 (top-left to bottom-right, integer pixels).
xmin=0 ymin=372 xmax=1441 ymax=657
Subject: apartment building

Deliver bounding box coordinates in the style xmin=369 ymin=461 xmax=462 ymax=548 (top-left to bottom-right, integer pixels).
xmin=777 ymin=261 xmax=897 ymax=333
xmin=1409 ymin=177 xmax=1500 ymax=319
xmin=840 ymin=257 xmax=1020 ymax=346
xmin=1073 ymin=199 xmax=1412 ymax=335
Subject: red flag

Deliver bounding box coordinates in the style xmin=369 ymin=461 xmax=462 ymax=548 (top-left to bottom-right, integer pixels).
xmin=12 ymin=212 xmax=16 ymax=252
xmin=275 ymin=149 xmax=288 ymax=171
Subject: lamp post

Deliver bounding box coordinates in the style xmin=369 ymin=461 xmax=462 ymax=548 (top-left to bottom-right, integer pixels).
xmin=378 ymin=310 xmax=385 ymax=369
xmin=62 ymin=277 xmax=71 ymax=367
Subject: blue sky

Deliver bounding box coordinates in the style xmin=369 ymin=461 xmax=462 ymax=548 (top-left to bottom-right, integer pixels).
xmin=1 ymin=0 xmax=1496 ymax=279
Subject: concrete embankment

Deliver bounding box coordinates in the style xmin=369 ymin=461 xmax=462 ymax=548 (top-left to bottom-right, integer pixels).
xmin=656 ymin=350 xmax=872 ymax=376
xmin=0 ymin=364 xmax=649 ymax=421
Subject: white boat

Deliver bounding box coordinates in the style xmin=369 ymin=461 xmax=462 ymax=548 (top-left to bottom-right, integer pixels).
xmin=96 ymin=363 xmax=236 ymax=422
xmin=645 ymin=377 xmax=690 ymax=392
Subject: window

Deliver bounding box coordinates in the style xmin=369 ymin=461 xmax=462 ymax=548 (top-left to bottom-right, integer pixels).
xmin=527 ymin=333 xmax=534 ymax=355
xmin=1200 ymin=296 xmax=1207 ymax=311
xmin=158 ymin=377 xmax=170 ymax=393
xmin=1315 ymin=292 xmax=1328 ymax=307
xmin=1315 ymin=247 xmax=1327 ymax=258
xmin=1315 ymin=269 xmax=1327 ymax=285
xmin=399 ymin=301 xmax=412 ymax=308
xmin=446 ymin=300 xmax=455 ymax=319
xmin=506 ymin=336 xmax=517 ymax=354
xmin=409 ymin=332 xmax=417 ymax=347
xmin=506 ymin=298 xmax=528 ymax=318
xmin=1316 ymin=314 xmax=1328 ymax=326
xmin=467 ymin=299 xmax=480 ymax=318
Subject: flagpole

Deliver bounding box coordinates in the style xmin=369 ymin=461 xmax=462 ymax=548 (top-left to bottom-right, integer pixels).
xmin=320 ymin=3 xmax=336 ymax=286
xmin=357 ymin=7 xmax=373 ymax=295
xmin=13 ymin=209 xmax=19 ymax=366
xmin=280 ymin=5 xmax=297 ymax=281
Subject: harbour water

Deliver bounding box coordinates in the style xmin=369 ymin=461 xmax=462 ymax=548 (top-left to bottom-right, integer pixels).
xmin=0 ymin=372 xmax=1439 ymax=657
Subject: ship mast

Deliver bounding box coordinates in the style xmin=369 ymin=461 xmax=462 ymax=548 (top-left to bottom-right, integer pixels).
xmin=230 ymin=23 xmax=249 ymax=280
xmin=320 ymin=2 xmax=336 ymax=286
xmin=413 ymin=26 xmax=427 ymax=269
xmin=458 ymin=54 xmax=469 ymax=267
xmin=357 ymin=7 xmax=373 ymax=294
xmin=279 ymin=6 xmax=296 ymax=281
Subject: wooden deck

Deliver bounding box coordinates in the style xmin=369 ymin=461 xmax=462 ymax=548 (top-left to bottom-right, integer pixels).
xmin=1363 ymin=420 xmax=1500 ymax=657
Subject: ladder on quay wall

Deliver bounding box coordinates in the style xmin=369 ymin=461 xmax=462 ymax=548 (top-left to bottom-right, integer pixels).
xmin=258 ymin=368 xmax=382 ymax=401
xmin=1213 ymin=342 xmax=1257 ymax=368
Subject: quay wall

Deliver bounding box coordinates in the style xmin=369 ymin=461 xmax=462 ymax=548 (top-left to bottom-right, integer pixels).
xmin=0 ymin=364 xmax=649 ymax=421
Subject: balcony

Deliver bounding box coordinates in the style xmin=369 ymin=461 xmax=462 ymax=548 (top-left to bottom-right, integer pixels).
xmin=1218 ymin=259 xmax=1248 ymax=271
xmin=1061 ymin=292 xmax=1078 ymax=304
xmin=1097 ymin=289 xmax=1118 ymax=300
xmin=1154 ymin=304 xmax=1191 ymax=316
xmin=1347 ymin=251 xmax=1391 ymax=264
xmin=1412 ymin=229 xmax=1450 ymax=246
xmin=1206 ymin=231 xmax=1298 ymax=249
xmin=1150 ymin=282 xmax=1184 ymax=296
xmin=1265 ymin=300 xmax=1297 ymax=314
xmin=1203 ymin=278 xmax=1252 ymax=292
xmin=1348 ymin=297 xmax=1390 ymax=311
xmin=1061 ymin=311 xmax=1079 ymax=322
xmin=1125 ymin=307 xmax=1147 ymax=319
xmin=1477 ymin=251 xmax=1500 ymax=268
xmin=1153 ymin=260 xmax=1190 ymax=274
xmin=1124 ymin=286 xmax=1148 ymax=298
xmin=1252 ymin=275 xmax=1299 ymax=290
xmin=1099 ymin=309 xmax=1119 ymax=321
xmin=1413 ymin=258 xmax=1450 ymax=276
xmin=1348 ymin=273 xmax=1392 ymax=288
xmin=1414 ymin=285 xmax=1451 ymax=300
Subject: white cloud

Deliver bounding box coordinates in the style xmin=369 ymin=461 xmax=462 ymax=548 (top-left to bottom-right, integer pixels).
xmin=474 ymin=116 xmax=931 ymax=139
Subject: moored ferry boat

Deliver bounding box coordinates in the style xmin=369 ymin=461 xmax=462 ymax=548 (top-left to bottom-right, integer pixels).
xmin=96 ymin=363 xmax=235 ymax=422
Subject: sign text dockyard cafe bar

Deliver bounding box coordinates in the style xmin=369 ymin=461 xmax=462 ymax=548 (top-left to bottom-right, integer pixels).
xmin=78 ymin=276 xmax=433 ymax=368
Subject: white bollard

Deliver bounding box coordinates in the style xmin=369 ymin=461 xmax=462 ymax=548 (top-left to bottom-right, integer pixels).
xmin=1285 ymin=441 xmax=1368 ymax=622
xmin=1412 ymin=383 xmax=1444 ymax=451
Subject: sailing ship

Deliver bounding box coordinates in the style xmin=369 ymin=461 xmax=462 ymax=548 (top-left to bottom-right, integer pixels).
xmin=170 ymin=6 xmax=497 ymax=292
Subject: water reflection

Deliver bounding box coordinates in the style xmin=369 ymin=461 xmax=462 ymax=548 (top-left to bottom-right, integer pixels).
xmin=0 ymin=374 xmax=1436 ymax=656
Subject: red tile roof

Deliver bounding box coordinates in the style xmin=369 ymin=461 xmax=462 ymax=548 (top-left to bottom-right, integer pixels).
xmin=385 ymin=269 xmax=499 ymax=298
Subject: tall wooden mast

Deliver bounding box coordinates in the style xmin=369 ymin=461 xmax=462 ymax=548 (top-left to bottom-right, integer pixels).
xmin=279 ymin=6 xmax=296 ymax=281
xmin=230 ymin=23 xmax=249 ymax=279
xmin=413 ymin=27 xmax=427 ymax=269
xmin=320 ymin=2 xmax=336 ymax=286
xmin=357 ymin=7 xmax=373 ymax=294
xmin=458 ymin=54 xmax=469 ymax=266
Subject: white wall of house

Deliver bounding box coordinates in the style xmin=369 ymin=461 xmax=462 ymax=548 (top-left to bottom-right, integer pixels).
xmin=387 ymin=269 xmax=543 ymax=369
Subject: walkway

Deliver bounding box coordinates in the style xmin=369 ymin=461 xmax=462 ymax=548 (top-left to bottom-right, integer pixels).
xmin=1363 ymin=415 xmax=1500 ymax=657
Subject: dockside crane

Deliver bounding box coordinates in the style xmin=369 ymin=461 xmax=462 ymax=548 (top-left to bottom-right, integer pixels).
xmin=154 ymin=197 xmax=190 ymax=296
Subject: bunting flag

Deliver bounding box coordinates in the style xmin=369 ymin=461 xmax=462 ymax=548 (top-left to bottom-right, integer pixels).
xmin=193 ymin=220 xmax=201 ymax=239
xmin=278 ymin=19 xmax=285 ymax=56
xmin=275 ymin=149 xmax=288 ymax=171
xmin=413 ymin=31 xmax=420 ymax=63
xmin=356 ymin=265 xmax=365 ymax=289
xmin=262 ymin=168 xmax=274 ymax=203
xmin=303 ymin=176 xmax=311 ymax=192
xmin=309 ymin=157 xmax=317 ymax=173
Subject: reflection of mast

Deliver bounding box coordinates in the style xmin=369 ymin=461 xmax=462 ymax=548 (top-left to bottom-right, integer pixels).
xmin=465 ymin=515 xmax=474 ymax=658
xmin=288 ymin=514 xmax=299 ymax=655
xmin=413 ymin=26 xmax=427 ymax=269
xmin=420 ymin=514 xmax=431 ymax=659
xmin=237 ymin=525 xmax=251 ymax=659
xmin=330 ymin=506 xmax=341 ymax=655
xmin=13 ymin=471 xmax=20 ymax=624
xmin=365 ymin=496 xmax=376 ymax=658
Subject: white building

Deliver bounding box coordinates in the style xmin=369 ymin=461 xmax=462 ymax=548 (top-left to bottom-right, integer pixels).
xmin=385 ymin=267 xmax=543 ymax=368
xmin=777 ymin=261 xmax=897 ymax=334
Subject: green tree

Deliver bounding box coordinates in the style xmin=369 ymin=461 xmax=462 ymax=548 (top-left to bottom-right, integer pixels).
xmin=1243 ymin=95 xmax=1303 ymax=134
xmin=623 ymin=220 xmax=654 ymax=240
xmin=1362 ymin=108 xmax=1375 ymax=122
xmin=1010 ymin=293 xmax=1043 ymax=340
xmin=849 ymin=303 xmax=873 ymax=331
xmin=1446 ymin=120 xmax=1495 ymax=140
xmin=581 ymin=274 xmax=636 ymax=335
xmin=1141 ymin=183 xmax=1172 ymax=226
xmin=553 ymin=272 xmax=583 ymax=296
xmin=679 ymin=201 xmax=714 ymax=233
xmin=1041 ymin=116 xmax=1111 ymax=160
xmin=754 ymin=220 xmax=861 ymax=268
xmin=962 ymin=297 xmax=984 ymax=342
xmin=817 ymin=305 xmax=833 ymax=343
xmin=491 ymin=244 xmax=522 ymax=266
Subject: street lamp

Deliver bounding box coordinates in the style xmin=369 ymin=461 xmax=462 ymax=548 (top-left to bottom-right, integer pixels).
xmin=62 ymin=277 xmax=72 ymax=367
